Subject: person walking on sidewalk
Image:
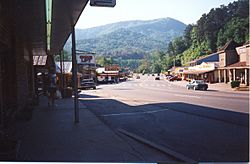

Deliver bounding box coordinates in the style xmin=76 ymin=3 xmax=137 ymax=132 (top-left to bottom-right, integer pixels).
xmin=48 ymin=68 xmax=57 ymax=107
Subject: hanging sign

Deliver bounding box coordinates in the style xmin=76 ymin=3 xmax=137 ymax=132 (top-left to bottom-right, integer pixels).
xmin=90 ymin=0 xmax=116 ymax=7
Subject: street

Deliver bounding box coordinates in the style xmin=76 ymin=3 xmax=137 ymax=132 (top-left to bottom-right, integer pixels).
xmin=79 ymin=75 xmax=249 ymax=162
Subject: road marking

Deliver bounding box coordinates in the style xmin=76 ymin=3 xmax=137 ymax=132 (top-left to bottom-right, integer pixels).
xmin=174 ymin=94 xmax=201 ymax=99
xmin=101 ymin=108 xmax=170 ymax=117
xmin=161 ymin=84 xmax=166 ymax=87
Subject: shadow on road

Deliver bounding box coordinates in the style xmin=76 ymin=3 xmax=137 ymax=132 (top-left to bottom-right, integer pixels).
xmin=79 ymin=93 xmax=249 ymax=162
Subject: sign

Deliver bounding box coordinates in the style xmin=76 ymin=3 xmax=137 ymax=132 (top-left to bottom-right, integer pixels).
xmin=77 ymin=54 xmax=96 ymax=65
xmin=90 ymin=0 xmax=116 ymax=7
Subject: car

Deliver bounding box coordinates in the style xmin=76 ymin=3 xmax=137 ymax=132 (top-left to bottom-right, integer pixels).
xmin=186 ymin=80 xmax=208 ymax=90
xmin=166 ymin=75 xmax=173 ymax=80
xmin=136 ymin=75 xmax=140 ymax=79
xmin=80 ymin=78 xmax=96 ymax=90
xmin=155 ymin=76 xmax=160 ymax=80
xmin=169 ymin=76 xmax=182 ymax=81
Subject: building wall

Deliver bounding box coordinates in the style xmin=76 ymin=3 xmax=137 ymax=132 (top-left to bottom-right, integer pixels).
xmin=219 ymin=52 xmax=226 ymax=67
xmin=246 ymin=46 xmax=250 ymax=66
xmin=236 ymin=44 xmax=250 ymax=65
xmin=15 ymin=43 xmax=30 ymax=112
xmin=0 ymin=35 xmax=34 ymax=126
xmin=225 ymin=50 xmax=239 ymax=66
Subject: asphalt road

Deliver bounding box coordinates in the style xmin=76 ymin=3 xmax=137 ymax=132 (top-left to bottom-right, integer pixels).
xmin=79 ymin=75 xmax=249 ymax=162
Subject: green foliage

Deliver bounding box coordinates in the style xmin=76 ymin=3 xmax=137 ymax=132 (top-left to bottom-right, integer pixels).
xmin=217 ymin=17 xmax=249 ymax=47
xmin=173 ymin=0 xmax=249 ymax=65
xmin=231 ymin=81 xmax=240 ymax=88
xmin=54 ymin=50 xmax=71 ymax=61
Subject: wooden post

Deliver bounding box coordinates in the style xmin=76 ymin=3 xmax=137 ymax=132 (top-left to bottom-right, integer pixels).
xmin=218 ymin=69 xmax=221 ymax=83
xmin=245 ymin=68 xmax=248 ymax=85
xmin=224 ymin=69 xmax=227 ymax=83
xmin=233 ymin=69 xmax=236 ymax=81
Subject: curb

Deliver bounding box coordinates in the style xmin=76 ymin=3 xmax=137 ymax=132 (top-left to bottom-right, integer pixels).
xmin=117 ymin=128 xmax=196 ymax=163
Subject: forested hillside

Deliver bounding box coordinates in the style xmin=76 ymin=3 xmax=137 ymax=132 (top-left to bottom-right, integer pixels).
xmin=64 ymin=17 xmax=186 ymax=57
xmin=136 ymin=0 xmax=249 ymax=73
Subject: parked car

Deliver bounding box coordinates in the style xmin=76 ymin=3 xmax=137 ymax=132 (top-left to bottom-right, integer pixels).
xmin=155 ymin=76 xmax=160 ymax=80
xmin=136 ymin=75 xmax=140 ymax=79
xmin=186 ymin=80 xmax=208 ymax=90
xmin=80 ymin=78 xmax=96 ymax=90
xmin=169 ymin=76 xmax=182 ymax=81
xmin=166 ymin=75 xmax=173 ymax=80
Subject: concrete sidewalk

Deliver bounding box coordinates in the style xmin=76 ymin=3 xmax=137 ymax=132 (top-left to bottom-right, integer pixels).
xmin=14 ymin=96 xmax=176 ymax=162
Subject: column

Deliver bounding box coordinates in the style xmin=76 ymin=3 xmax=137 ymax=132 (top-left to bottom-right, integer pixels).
xmin=224 ymin=69 xmax=227 ymax=83
xmin=245 ymin=69 xmax=248 ymax=85
xmin=229 ymin=69 xmax=232 ymax=83
xmin=71 ymin=26 xmax=79 ymax=123
xmin=233 ymin=69 xmax=236 ymax=81
xmin=218 ymin=69 xmax=221 ymax=83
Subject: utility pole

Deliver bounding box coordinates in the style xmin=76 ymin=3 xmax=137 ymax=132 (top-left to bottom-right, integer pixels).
xmin=71 ymin=26 xmax=79 ymax=123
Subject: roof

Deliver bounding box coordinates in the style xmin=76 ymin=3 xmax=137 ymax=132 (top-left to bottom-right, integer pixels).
xmin=243 ymin=40 xmax=250 ymax=46
xmin=187 ymin=52 xmax=218 ymax=64
xmin=183 ymin=69 xmax=214 ymax=75
xmin=3 ymin=0 xmax=89 ymax=57
xmin=217 ymin=40 xmax=240 ymax=52
xmin=226 ymin=61 xmax=248 ymax=68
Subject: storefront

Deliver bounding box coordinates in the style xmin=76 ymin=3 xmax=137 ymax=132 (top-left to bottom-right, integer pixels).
xmin=183 ymin=62 xmax=219 ymax=83
xmin=217 ymin=62 xmax=249 ymax=86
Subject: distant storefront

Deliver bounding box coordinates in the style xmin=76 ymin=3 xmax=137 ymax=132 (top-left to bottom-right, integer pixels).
xmin=168 ymin=40 xmax=249 ymax=86
xmin=96 ymin=64 xmax=121 ymax=83
xmin=183 ymin=62 xmax=219 ymax=83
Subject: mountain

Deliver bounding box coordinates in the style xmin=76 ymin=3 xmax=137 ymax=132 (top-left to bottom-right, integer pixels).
xmin=65 ymin=17 xmax=186 ymax=58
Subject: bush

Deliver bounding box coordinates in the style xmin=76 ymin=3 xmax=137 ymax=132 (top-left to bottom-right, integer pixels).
xmin=231 ymin=81 xmax=240 ymax=88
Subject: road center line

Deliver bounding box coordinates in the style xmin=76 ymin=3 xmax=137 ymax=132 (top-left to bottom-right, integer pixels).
xmin=101 ymin=108 xmax=170 ymax=117
xmin=174 ymin=94 xmax=201 ymax=99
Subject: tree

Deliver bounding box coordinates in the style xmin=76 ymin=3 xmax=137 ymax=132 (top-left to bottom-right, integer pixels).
xmin=217 ymin=17 xmax=249 ymax=47
xmin=54 ymin=50 xmax=71 ymax=61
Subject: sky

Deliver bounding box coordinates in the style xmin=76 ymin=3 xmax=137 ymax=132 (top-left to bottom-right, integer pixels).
xmin=76 ymin=0 xmax=236 ymax=29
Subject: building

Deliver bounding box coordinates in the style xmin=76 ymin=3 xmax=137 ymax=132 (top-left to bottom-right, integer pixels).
xmin=217 ymin=40 xmax=249 ymax=85
xmin=96 ymin=65 xmax=121 ymax=83
xmin=180 ymin=53 xmax=219 ymax=83
xmin=183 ymin=62 xmax=219 ymax=83
xmin=0 ymin=0 xmax=90 ymax=129
xmin=187 ymin=52 xmax=219 ymax=67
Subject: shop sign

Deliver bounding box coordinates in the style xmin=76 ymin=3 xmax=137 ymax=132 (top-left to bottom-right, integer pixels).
xmin=77 ymin=54 xmax=96 ymax=65
xmin=196 ymin=62 xmax=215 ymax=70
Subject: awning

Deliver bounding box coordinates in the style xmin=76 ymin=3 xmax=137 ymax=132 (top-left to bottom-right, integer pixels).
xmin=33 ymin=56 xmax=48 ymax=66
xmin=2 ymin=0 xmax=89 ymax=56
xmin=183 ymin=69 xmax=215 ymax=75
xmin=55 ymin=62 xmax=72 ymax=73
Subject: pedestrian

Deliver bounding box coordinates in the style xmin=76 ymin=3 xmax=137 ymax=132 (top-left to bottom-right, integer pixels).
xmin=48 ymin=68 xmax=57 ymax=107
